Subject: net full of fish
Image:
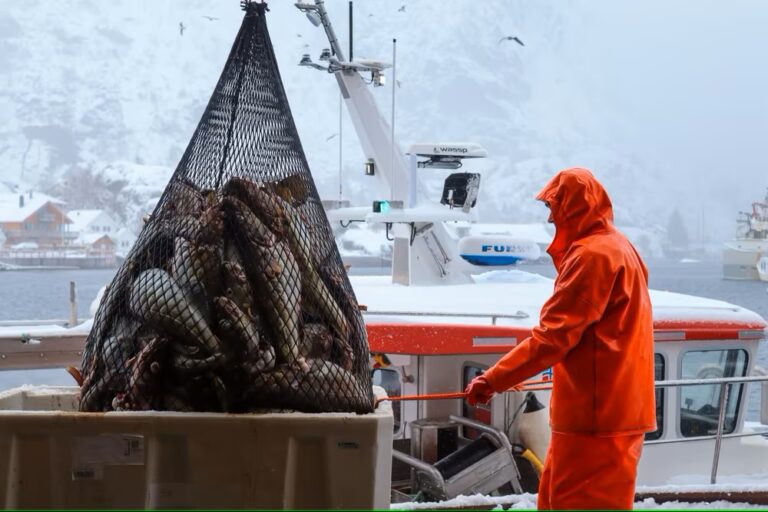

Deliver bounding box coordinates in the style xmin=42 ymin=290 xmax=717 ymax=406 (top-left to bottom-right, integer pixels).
xmin=76 ymin=1 xmax=373 ymax=414
xmin=77 ymin=176 xmax=374 ymax=414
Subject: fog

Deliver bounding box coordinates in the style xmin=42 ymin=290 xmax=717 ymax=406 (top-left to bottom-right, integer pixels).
xmin=1 ymin=0 xmax=766 ymax=247
xmin=562 ymin=0 xmax=768 ymax=237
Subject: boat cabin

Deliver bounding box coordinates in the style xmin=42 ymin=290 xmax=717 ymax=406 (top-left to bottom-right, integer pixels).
xmin=364 ymin=291 xmax=768 ymax=496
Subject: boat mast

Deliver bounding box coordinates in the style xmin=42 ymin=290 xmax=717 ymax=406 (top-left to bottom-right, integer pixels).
xmin=296 ymin=1 xmax=474 ymax=286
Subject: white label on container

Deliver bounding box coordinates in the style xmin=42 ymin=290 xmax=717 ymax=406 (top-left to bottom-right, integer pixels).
xmin=71 ymin=465 xmax=104 ymax=481
xmin=72 ymin=434 xmax=145 ymax=480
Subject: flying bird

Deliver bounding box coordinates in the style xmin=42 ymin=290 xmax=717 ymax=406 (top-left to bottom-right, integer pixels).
xmin=498 ymin=35 xmax=524 ymax=46
xmin=202 ymin=15 xmax=219 ymax=21
xmin=326 ymin=133 xmax=338 ymax=141
xmin=395 ymin=79 xmax=402 ymax=88
xmin=398 ymin=5 xmax=406 ymax=12
xmin=179 ymin=22 xmax=186 ymax=36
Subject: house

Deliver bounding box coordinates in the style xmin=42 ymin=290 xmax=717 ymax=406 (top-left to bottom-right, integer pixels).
xmin=72 ymin=232 xmax=117 ymax=268
xmin=68 ymin=209 xmax=136 ymax=256
xmin=67 ymin=209 xmax=121 ymax=237
xmin=114 ymin=227 xmax=138 ymax=258
xmin=0 ymin=191 xmax=74 ymax=247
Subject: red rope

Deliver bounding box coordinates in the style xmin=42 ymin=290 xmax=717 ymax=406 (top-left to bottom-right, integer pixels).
xmin=374 ymin=378 xmax=553 ymax=406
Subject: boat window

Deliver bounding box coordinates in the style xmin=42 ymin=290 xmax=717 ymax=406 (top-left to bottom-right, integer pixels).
xmin=372 ymin=368 xmax=402 ymax=433
xmin=645 ymin=353 xmax=665 ymax=441
xmin=680 ymin=349 xmax=748 ymax=438
xmin=462 ymin=364 xmax=491 ymax=440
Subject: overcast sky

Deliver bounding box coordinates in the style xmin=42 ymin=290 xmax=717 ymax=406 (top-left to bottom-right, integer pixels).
xmin=564 ymin=0 xmax=768 ymax=224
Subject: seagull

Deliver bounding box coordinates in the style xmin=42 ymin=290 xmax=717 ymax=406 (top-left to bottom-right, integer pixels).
xmin=398 ymin=5 xmax=406 ymax=12
xmin=179 ymin=22 xmax=186 ymax=36
xmin=202 ymin=15 xmax=219 ymax=21
xmin=396 ymin=79 xmax=402 ymax=88
xmin=297 ymin=33 xmax=302 ymax=38
xmin=498 ymin=35 xmax=524 ymax=46
xmin=326 ymin=133 xmax=338 ymax=141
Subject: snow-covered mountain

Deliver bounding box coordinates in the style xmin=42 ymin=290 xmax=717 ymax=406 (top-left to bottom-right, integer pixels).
xmin=0 ymin=0 xmax=690 ymax=238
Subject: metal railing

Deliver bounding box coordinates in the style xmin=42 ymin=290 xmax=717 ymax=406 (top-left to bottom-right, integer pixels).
xmin=645 ymin=375 xmax=768 ymax=484
xmin=363 ymin=309 xmax=530 ymax=325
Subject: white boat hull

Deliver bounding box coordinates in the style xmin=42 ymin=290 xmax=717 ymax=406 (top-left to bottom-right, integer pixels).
xmin=723 ymin=239 xmax=768 ymax=280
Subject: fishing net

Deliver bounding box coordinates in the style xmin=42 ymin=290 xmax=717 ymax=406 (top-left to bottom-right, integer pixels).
xmin=78 ymin=1 xmax=373 ymax=414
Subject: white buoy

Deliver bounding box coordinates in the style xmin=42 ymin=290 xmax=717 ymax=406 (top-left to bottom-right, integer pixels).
xmin=518 ymin=392 xmax=550 ymax=467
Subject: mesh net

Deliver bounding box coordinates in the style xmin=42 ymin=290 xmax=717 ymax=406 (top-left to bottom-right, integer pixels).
xmin=78 ymin=2 xmax=373 ymax=414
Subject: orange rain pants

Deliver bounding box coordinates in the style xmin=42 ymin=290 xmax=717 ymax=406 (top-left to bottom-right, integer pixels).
xmin=537 ymin=432 xmax=645 ymax=511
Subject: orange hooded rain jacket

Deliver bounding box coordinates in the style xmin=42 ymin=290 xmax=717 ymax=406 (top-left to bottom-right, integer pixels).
xmin=484 ymin=167 xmax=656 ymax=435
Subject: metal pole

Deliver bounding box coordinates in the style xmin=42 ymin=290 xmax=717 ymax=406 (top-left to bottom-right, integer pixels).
xmin=390 ymin=38 xmax=397 ymax=202
xmin=710 ymin=382 xmax=730 ymax=484
xmin=313 ymin=0 xmax=345 ymax=61
xmin=348 ymin=1 xmax=353 ymax=61
xmin=69 ymin=281 xmax=77 ymax=327
xmin=339 ymin=91 xmax=343 ymax=201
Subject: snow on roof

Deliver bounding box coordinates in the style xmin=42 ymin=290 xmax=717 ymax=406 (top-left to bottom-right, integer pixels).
xmin=75 ymin=232 xmax=113 ymax=245
xmin=0 ymin=192 xmax=67 ymax=223
xmin=67 ymin=209 xmax=105 ymax=232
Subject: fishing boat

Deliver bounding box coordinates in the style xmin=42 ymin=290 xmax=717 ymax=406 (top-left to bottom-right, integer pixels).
xmin=292 ymin=0 xmax=768 ymax=504
xmin=723 ymin=191 xmax=768 ymax=280
xmin=1 ymin=1 xmax=767 ymax=508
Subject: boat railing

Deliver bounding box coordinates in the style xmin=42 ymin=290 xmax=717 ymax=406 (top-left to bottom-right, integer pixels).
xmin=363 ymin=309 xmax=530 ymax=325
xmin=645 ymin=374 xmax=768 ymax=484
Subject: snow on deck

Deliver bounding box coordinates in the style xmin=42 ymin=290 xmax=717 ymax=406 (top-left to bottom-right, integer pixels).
xmin=353 ymin=270 xmax=768 ymax=331
xmin=0 ymin=319 xmax=92 ymax=338
xmin=390 ymin=490 xmax=768 ymax=510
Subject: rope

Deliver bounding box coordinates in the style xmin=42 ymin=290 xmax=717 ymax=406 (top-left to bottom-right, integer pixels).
xmin=374 ymin=377 xmax=553 ymax=407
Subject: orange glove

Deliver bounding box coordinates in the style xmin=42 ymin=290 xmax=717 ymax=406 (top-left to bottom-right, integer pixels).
xmin=465 ymin=375 xmax=495 ymax=406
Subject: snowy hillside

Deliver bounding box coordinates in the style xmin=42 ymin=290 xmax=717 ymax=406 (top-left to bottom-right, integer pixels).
xmin=0 ymin=0 xmax=691 ymax=240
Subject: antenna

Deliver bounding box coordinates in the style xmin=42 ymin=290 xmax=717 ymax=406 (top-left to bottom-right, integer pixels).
xmin=339 ymin=92 xmax=343 ymax=201
xmin=390 ymin=38 xmax=396 ymax=202
xmin=349 ymin=1 xmax=353 ymax=61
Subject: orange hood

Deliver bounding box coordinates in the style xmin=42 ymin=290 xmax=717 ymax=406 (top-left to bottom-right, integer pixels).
xmin=536 ymin=167 xmax=614 ymax=269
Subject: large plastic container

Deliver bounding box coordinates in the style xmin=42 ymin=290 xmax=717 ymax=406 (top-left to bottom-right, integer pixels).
xmin=0 ymin=386 xmax=393 ymax=509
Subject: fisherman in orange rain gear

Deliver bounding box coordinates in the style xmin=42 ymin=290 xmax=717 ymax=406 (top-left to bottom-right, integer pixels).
xmin=465 ymin=167 xmax=656 ymax=510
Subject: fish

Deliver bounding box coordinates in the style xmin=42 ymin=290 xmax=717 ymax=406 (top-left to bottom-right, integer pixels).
xmin=246 ymin=359 xmax=373 ymax=413
xmin=227 ymin=177 xmax=351 ymax=341
xmin=198 ymin=192 xmax=225 ymax=245
xmin=270 ymin=174 xmax=310 ymax=207
xmin=300 ymin=323 xmax=333 ymax=360
xmin=214 ymin=296 xmax=275 ymax=372
xmin=160 ymin=215 xmax=203 ymax=243
xmin=223 ymin=177 xmax=285 ymax=236
xmin=121 ymin=336 xmax=170 ymax=410
xmin=163 ymin=179 xmax=205 ymax=216
xmin=296 ymin=196 xmax=337 ymax=267
xmin=171 ymin=351 xmax=227 ymax=373
xmin=81 ymin=263 xmax=135 ymax=377
xmin=271 ymin=192 xmax=351 ymax=341
xmin=223 ymin=197 xmax=303 ymax=368
xmin=79 ymin=372 xmax=110 ymax=411
xmin=128 ymin=269 xmax=224 ymax=357
xmin=171 ymin=238 xmax=222 ymax=308
xmin=222 ymin=260 xmax=256 ymax=318
xmin=171 ymin=237 xmax=207 ymax=310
